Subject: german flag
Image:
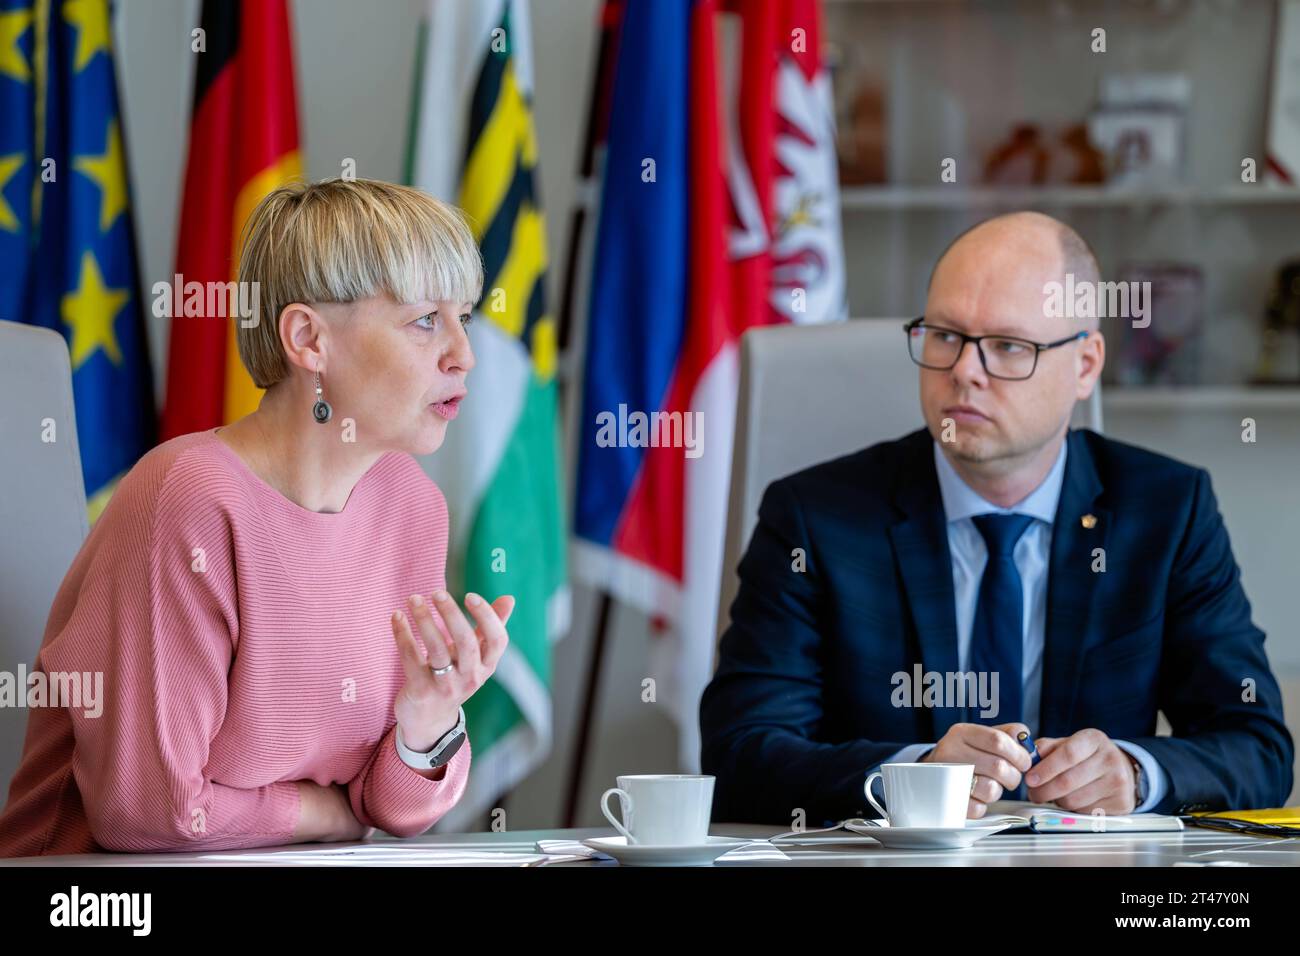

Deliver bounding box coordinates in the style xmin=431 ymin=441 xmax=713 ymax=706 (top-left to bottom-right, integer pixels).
xmin=160 ymin=0 xmax=301 ymax=440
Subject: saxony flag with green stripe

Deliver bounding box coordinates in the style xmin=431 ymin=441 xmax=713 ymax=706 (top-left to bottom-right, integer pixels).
xmin=406 ymin=0 xmax=567 ymax=830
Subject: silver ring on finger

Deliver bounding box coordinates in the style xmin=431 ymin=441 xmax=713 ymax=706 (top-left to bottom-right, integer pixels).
xmin=430 ymin=662 xmax=455 ymax=677
xmin=970 ymin=773 xmax=979 ymax=796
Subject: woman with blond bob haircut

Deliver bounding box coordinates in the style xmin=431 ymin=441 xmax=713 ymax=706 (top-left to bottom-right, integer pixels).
xmin=0 ymin=179 xmax=511 ymax=857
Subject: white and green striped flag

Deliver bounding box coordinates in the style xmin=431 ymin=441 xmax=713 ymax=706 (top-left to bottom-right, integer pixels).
xmin=406 ymin=0 xmax=567 ymax=830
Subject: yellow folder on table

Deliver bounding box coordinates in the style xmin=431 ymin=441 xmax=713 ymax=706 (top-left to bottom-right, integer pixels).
xmin=1186 ymin=806 xmax=1300 ymax=836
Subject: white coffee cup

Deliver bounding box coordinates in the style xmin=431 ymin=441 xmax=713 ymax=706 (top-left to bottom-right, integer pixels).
xmin=863 ymin=762 xmax=973 ymax=829
xmin=600 ymin=774 xmax=714 ymax=846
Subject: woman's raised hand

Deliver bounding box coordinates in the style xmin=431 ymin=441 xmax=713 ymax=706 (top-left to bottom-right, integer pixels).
xmin=389 ymin=590 xmax=514 ymax=752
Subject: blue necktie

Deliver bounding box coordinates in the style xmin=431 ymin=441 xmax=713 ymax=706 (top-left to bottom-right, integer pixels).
xmin=969 ymin=513 xmax=1035 ymax=728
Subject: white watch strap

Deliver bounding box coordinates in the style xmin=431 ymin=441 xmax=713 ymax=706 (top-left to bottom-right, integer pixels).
xmin=394 ymin=707 xmax=465 ymax=769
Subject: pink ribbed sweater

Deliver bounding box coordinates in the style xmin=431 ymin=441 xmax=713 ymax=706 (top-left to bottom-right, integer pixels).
xmin=0 ymin=427 xmax=470 ymax=858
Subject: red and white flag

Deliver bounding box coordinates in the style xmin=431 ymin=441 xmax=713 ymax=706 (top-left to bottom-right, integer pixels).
xmin=663 ymin=0 xmax=847 ymax=769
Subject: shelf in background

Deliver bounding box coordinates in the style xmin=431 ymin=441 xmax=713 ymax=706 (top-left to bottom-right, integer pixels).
xmin=1102 ymin=387 xmax=1300 ymax=411
xmin=840 ymin=185 xmax=1300 ymax=211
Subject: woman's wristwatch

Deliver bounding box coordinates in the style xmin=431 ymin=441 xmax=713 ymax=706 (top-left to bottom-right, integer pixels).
xmin=394 ymin=707 xmax=467 ymax=770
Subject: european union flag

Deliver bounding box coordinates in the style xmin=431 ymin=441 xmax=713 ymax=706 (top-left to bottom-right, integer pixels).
xmin=0 ymin=0 xmax=154 ymax=522
xmin=0 ymin=0 xmax=35 ymax=326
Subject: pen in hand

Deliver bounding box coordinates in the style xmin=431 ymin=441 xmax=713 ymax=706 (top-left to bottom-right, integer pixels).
xmin=1015 ymin=730 xmax=1042 ymax=803
xmin=1017 ymin=730 xmax=1041 ymax=767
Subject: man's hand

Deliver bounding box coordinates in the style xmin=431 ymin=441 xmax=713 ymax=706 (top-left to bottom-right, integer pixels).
xmin=1026 ymin=728 xmax=1138 ymax=815
xmin=921 ymin=722 xmax=1034 ymax=818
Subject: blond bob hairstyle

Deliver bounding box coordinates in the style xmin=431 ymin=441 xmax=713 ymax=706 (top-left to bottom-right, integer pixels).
xmin=235 ymin=177 xmax=484 ymax=389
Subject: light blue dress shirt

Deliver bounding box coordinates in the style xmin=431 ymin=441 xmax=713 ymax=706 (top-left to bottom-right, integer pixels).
xmin=882 ymin=438 xmax=1168 ymax=813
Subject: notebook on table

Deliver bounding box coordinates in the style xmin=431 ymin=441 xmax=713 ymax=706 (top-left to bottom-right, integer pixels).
xmin=985 ymin=799 xmax=1185 ymax=833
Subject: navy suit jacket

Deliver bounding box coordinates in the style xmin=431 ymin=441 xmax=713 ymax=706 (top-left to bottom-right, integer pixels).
xmin=700 ymin=427 xmax=1293 ymax=825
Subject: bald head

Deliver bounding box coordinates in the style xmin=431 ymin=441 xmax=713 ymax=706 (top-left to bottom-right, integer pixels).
xmin=928 ymin=211 xmax=1101 ymax=331
xmin=918 ymin=209 xmax=1107 ymax=481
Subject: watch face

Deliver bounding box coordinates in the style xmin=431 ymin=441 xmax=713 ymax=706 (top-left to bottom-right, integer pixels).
xmin=430 ymin=731 xmax=466 ymax=768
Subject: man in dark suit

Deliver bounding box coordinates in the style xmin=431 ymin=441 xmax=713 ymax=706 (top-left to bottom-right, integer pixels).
xmin=700 ymin=211 xmax=1293 ymax=826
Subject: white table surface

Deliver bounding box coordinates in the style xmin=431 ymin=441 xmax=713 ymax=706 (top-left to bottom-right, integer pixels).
xmin=3 ymin=823 xmax=1298 ymax=866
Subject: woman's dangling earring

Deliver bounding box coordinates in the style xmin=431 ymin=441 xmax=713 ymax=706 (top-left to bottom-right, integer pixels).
xmin=312 ymin=369 xmax=333 ymax=424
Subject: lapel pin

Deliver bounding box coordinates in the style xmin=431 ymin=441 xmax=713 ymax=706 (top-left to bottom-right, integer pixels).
xmin=1081 ymin=514 xmax=1097 ymax=529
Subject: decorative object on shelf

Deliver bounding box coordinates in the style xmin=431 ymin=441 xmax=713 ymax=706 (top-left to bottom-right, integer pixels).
xmin=983 ymin=123 xmax=1048 ymax=185
xmin=1252 ymin=258 xmax=1300 ymax=385
xmin=831 ymin=47 xmax=886 ymax=186
xmin=1265 ymin=0 xmax=1300 ymax=184
xmin=1088 ymin=73 xmax=1189 ymax=188
xmin=839 ymin=81 xmax=886 ymax=185
xmin=982 ymin=122 xmax=1104 ymax=186
xmin=1108 ymin=263 xmax=1203 ymax=387
xmin=1044 ymin=123 xmax=1105 ymax=185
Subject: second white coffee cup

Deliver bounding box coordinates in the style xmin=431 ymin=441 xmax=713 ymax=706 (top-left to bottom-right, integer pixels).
xmin=863 ymin=762 xmax=973 ymax=829
xmin=601 ymin=774 xmax=714 ymax=845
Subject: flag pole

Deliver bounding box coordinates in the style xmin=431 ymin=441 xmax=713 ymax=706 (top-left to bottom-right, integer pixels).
xmin=558 ymin=1 xmax=623 ymax=829
xmin=562 ymin=591 xmax=615 ymax=827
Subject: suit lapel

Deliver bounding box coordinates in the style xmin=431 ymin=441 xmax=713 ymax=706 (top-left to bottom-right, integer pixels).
xmin=1040 ymin=429 xmax=1110 ymax=736
xmin=887 ymin=430 xmax=963 ymax=741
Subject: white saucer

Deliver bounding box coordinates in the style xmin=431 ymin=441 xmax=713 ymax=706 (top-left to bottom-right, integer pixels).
xmin=581 ymin=835 xmax=753 ymax=866
xmin=844 ymin=818 xmax=1018 ymax=849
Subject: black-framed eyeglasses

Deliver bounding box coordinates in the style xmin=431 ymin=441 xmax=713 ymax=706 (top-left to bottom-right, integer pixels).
xmin=904 ymin=317 xmax=1088 ymax=381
